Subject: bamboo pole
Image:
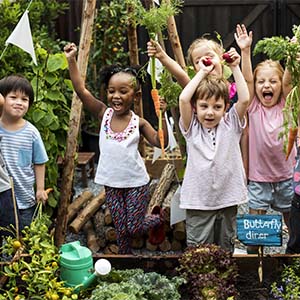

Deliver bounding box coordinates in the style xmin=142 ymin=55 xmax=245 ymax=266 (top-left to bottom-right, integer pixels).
xmin=54 ymin=0 xmax=97 ymax=247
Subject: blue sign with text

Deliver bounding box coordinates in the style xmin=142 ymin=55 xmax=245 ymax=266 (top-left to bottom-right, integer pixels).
xmin=237 ymin=214 xmax=282 ymax=246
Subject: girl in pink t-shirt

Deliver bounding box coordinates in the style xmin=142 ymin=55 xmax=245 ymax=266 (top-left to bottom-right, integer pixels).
xmin=235 ymin=24 xmax=295 ymax=253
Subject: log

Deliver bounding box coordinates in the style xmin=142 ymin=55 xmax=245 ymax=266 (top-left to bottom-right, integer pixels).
xmin=173 ymin=221 xmax=186 ymax=241
xmin=83 ymin=220 xmax=100 ymax=253
xmin=93 ymin=209 xmax=106 ymax=248
xmin=69 ymin=191 xmax=105 ymax=233
xmin=104 ymin=207 xmax=113 ymax=225
xmin=159 ymin=238 xmax=171 ymax=252
xmin=170 ymin=238 xmax=183 ymax=251
xmin=148 ymin=163 xmax=176 ymax=213
xmin=162 ymin=183 xmax=178 ymax=223
xmin=146 ymin=239 xmax=158 ymax=251
xmin=131 ymin=237 xmax=144 ymax=249
xmin=55 ymin=0 xmax=97 ymax=247
xmin=105 ymin=226 xmax=117 ymax=242
xmin=162 ymin=183 xmax=178 ymax=208
xmin=104 ymin=243 xmax=119 ymax=254
xmin=67 ymin=190 xmax=94 ymax=222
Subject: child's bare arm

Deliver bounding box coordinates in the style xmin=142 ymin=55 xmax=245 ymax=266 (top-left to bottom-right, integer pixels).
xmin=282 ymin=36 xmax=299 ymax=98
xmin=179 ymin=59 xmax=212 ymax=130
xmin=64 ymin=43 xmax=106 ymax=119
xmin=227 ymin=47 xmax=250 ymax=120
xmin=34 ymin=164 xmax=48 ymax=204
xmin=147 ymin=40 xmax=190 ymax=88
xmin=235 ymin=24 xmax=254 ymax=103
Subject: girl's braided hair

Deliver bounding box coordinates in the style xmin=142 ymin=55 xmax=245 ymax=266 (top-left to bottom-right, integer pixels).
xmin=99 ymin=64 xmax=142 ymax=92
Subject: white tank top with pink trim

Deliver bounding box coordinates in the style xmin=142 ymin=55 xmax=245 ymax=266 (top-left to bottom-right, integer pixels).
xmin=95 ymin=108 xmax=149 ymax=188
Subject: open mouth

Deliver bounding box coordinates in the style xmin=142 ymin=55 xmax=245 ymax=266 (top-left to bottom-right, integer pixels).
xmin=263 ymin=91 xmax=273 ymax=101
xmin=112 ymin=101 xmax=122 ymax=109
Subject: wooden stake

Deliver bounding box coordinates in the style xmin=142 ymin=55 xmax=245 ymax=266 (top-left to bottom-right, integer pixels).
xmin=54 ymin=0 xmax=97 ymax=247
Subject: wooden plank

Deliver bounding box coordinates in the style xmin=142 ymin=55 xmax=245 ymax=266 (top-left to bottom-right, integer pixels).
xmin=237 ymin=215 xmax=282 ymax=246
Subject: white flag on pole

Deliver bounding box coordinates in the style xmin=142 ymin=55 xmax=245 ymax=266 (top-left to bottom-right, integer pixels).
xmin=5 ymin=10 xmax=37 ymax=65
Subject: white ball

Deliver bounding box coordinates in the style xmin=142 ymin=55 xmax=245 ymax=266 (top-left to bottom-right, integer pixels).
xmin=95 ymin=259 xmax=111 ymax=275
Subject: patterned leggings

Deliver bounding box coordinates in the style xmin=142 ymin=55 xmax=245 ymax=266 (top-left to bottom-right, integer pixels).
xmin=105 ymin=184 xmax=161 ymax=254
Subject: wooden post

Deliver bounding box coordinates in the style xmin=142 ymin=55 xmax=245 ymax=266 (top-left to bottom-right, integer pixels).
xmin=127 ymin=3 xmax=146 ymax=157
xmin=165 ymin=0 xmax=187 ymax=157
xmin=54 ymin=0 xmax=97 ymax=247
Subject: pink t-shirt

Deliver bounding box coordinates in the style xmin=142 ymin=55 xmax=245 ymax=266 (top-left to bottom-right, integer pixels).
xmin=179 ymin=106 xmax=248 ymax=210
xmin=248 ymin=97 xmax=295 ymax=182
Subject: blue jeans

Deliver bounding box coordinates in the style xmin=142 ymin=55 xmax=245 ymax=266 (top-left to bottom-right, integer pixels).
xmin=0 ymin=189 xmax=19 ymax=237
xmin=19 ymin=204 xmax=37 ymax=229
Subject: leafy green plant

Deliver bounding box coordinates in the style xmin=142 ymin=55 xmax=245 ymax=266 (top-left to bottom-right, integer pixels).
xmin=270 ymin=258 xmax=300 ymax=299
xmin=0 ymin=203 xmax=76 ymax=300
xmin=26 ymin=47 xmax=73 ymax=211
xmin=177 ymin=244 xmax=239 ymax=300
xmin=88 ymin=268 xmax=185 ymax=300
xmin=0 ymin=0 xmax=72 ymax=212
xmin=253 ymin=24 xmax=300 ymax=152
xmin=158 ymin=68 xmax=182 ymax=108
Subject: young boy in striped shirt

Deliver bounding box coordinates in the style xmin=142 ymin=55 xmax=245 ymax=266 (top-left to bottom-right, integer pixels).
xmin=0 ymin=75 xmax=48 ymax=230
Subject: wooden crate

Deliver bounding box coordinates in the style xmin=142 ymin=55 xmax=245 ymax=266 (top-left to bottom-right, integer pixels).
xmin=144 ymin=146 xmax=184 ymax=179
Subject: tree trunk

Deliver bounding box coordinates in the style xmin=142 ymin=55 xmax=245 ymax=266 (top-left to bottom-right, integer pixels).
xmin=54 ymin=0 xmax=97 ymax=247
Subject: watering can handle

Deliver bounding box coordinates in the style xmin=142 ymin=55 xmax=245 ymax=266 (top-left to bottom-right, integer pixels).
xmin=70 ymin=242 xmax=83 ymax=258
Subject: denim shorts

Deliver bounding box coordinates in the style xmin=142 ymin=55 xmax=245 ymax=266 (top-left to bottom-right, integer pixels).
xmin=248 ymin=179 xmax=293 ymax=212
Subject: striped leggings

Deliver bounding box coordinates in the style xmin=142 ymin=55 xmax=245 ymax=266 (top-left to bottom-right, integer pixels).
xmin=105 ymin=184 xmax=161 ymax=254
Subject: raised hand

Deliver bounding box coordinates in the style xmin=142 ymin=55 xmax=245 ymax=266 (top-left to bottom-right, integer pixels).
xmin=64 ymin=42 xmax=77 ymax=59
xmin=234 ymin=24 xmax=253 ymax=50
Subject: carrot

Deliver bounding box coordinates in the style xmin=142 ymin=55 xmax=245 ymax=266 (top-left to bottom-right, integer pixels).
xmin=45 ymin=188 xmax=53 ymax=194
xmin=286 ymin=127 xmax=298 ymax=160
xmin=151 ymin=88 xmax=160 ymax=117
xmin=158 ymin=128 xmax=165 ymax=158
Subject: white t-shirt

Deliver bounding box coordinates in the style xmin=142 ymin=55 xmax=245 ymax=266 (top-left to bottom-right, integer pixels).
xmin=95 ymin=108 xmax=149 ymax=188
xmin=179 ymin=106 xmax=248 ymax=210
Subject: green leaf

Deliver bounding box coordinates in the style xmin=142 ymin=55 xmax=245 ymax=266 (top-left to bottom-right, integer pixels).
xmin=44 ymin=73 xmax=58 ymax=85
xmin=47 ymin=53 xmax=68 ymax=72
xmin=32 ymin=110 xmax=46 ymax=123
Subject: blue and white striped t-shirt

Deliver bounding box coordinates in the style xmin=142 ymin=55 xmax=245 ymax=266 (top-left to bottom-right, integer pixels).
xmin=0 ymin=121 xmax=48 ymax=209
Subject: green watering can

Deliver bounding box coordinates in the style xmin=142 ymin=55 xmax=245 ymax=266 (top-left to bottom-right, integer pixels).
xmin=60 ymin=241 xmax=111 ymax=291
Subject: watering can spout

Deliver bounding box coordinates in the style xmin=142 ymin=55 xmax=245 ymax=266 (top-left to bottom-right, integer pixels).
xmin=75 ymin=258 xmax=112 ymax=292
xmin=59 ymin=241 xmax=111 ymax=292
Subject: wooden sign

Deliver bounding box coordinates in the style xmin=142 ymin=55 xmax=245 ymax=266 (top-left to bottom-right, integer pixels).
xmin=237 ymin=214 xmax=282 ymax=246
